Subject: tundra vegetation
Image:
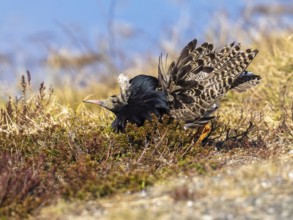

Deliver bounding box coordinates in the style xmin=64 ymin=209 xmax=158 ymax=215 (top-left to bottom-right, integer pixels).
xmin=0 ymin=7 xmax=292 ymax=219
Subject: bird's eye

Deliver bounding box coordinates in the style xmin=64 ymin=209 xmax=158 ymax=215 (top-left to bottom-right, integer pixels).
xmin=112 ymin=97 xmax=119 ymax=104
xmin=110 ymin=95 xmax=118 ymax=103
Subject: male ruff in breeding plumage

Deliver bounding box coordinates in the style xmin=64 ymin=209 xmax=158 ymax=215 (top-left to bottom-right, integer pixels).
xmin=83 ymin=39 xmax=261 ymax=141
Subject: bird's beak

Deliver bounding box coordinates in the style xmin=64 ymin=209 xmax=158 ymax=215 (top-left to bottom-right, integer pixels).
xmin=83 ymin=99 xmax=104 ymax=106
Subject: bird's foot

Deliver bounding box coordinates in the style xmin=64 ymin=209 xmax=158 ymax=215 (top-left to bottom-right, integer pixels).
xmin=194 ymin=122 xmax=212 ymax=145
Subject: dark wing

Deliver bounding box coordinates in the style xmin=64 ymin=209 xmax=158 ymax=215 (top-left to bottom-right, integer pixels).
xmin=158 ymin=39 xmax=260 ymax=127
xmin=117 ymin=75 xmax=168 ymax=130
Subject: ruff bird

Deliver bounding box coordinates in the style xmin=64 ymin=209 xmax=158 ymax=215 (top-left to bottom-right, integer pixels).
xmin=84 ymin=39 xmax=260 ymax=140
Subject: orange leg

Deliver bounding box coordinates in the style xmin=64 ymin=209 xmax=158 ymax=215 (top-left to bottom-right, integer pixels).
xmin=195 ymin=122 xmax=212 ymax=144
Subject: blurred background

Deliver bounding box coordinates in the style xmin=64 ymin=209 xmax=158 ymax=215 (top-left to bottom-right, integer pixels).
xmin=0 ymin=0 xmax=292 ymax=104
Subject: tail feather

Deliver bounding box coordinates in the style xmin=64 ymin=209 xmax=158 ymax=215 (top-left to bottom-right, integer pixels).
xmin=203 ymin=49 xmax=258 ymax=90
xmin=209 ymin=43 xmax=242 ymax=71
xmin=157 ymin=38 xmax=260 ymax=126
xmin=231 ymin=71 xmax=261 ymax=92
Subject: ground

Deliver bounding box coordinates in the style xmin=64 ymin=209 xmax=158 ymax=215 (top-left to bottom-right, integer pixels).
xmin=36 ymin=150 xmax=293 ymax=220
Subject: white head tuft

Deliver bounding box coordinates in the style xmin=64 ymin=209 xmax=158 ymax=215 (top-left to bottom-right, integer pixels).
xmin=118 ymin=73 xmax=131 ymax=103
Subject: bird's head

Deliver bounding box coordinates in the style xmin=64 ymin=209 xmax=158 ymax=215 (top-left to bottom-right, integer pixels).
xmin=83 ymin=95 xmax=124 ymax=114
xmin=84 ymin=73 xmax=131 ymax=114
